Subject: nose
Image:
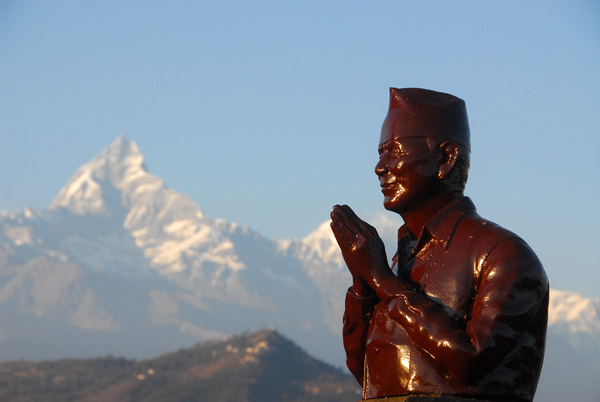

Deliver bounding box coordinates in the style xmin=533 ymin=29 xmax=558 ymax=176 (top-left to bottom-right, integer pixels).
xmin=375 ymin=158 xmax=388 ymax=177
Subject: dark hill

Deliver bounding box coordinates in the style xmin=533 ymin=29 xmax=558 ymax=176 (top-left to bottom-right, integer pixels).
xmin=0 ymin=329 xmax=361 ymax=402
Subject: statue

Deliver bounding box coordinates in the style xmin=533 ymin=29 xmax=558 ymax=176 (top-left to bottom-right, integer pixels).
xmin=330 ymin=88 xmax=548 ymax=402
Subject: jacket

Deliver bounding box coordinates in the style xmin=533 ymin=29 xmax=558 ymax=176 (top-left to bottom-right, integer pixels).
xmin=343 ymin=197 xmax=549 ymax=401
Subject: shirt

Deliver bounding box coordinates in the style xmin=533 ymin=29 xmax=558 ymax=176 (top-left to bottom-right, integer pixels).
xmin=343 ymin=197 xmax=549 ymax=402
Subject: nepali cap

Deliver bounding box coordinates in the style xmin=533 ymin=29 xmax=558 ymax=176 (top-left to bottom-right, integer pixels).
xmin=381 ymin=88 xmax=471 ymax=150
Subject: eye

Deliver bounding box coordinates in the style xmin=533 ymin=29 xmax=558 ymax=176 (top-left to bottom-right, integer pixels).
xmin=390 ymin=145 xmax=403 ymax=157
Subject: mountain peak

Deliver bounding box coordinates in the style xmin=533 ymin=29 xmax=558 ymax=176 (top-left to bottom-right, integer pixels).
xmin=94 ymin=135 xmax=146 ymax=178
xmin=49 ymin=136 xmax=150 ymax=215
xmin=548 ymin=289 xmax=600 ymax=337
xmin=103 ymin=135 xmax=143 ymax=165
xmin=301 ymin=221 xmax=343 ymax=266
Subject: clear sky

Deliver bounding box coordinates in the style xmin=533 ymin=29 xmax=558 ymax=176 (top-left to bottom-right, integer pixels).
xmin=1 ymin=1 xmax=599 ymax=297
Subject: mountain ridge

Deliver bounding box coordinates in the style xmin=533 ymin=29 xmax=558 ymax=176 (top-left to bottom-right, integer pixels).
xmin=0 ymin=328 xmax=361 ymax=402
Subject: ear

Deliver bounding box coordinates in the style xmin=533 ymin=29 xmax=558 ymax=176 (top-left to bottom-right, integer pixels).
xmin=437 ymin=141 xmax=460 ymax=180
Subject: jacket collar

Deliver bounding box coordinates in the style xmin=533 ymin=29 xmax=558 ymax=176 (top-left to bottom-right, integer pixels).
xmin=398 ymin=196 xmax=476 ymax=253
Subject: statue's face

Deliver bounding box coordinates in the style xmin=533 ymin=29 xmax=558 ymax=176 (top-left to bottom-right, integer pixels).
xmin=375 ymin=131 xmax=439 ymax=214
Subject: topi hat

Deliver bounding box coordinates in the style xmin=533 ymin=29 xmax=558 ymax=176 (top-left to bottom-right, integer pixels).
xmin=381 ymin=88 xmax=470 ymax=150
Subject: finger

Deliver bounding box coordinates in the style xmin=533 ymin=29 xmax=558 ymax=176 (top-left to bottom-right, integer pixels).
xmin=330 ymin=221 xmax=353 ymax=249
xmin=331 ymin=210 xmax=358 ymax=243
xmin=333 ymin=205 xmax=365 ymax=236
xmin=363 ymin=221 xmax=380 ymax=238
xmin=337 ymin=205 xmax=377 ymax=237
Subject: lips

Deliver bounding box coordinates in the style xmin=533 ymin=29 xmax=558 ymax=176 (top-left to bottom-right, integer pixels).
xmin=380 ymin=182 xmax=399 ymax=194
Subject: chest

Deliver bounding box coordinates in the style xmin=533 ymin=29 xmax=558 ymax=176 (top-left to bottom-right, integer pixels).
xmin=409 ymin=240 xmax=476 ymax=320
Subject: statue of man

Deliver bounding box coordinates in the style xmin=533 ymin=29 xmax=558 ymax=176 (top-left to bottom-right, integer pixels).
xmin=330 ymin=88 xmax=548 ymax=402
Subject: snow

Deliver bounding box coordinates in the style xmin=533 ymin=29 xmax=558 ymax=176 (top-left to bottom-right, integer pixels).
xmin=47 ymin=136 xmax=235 ymax=277
xmin=164 ymin=219 xmax=198 ymax=236
xmin=3 ymin=224 xmax=34 ymax=246
xmin=300 ymin=221 xmax=343 ymax=266
xmin=548 ymin=289 xmax=600 ymax=337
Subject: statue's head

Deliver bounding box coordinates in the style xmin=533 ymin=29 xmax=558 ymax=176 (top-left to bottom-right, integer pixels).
xmin=375 ymin=88 xmax=471 ymax=214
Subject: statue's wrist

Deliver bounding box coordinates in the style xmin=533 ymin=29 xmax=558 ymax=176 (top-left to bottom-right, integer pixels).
xmin=369 ymin=267 xmax=412 ymax=299
xmin=352 ymin=277 xmax=375 ymax=297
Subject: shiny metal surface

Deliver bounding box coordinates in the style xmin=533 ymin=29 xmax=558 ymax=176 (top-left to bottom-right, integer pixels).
xmin=331 ymin=88 xmax=548 ymax=402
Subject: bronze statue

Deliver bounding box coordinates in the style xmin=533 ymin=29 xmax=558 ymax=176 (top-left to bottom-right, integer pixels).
xmin=330 ymin=88 xmax=548 ymax=402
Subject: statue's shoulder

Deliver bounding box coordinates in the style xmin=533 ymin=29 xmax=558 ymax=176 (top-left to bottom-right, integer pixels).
xmin=457 ymin=209 xmax=527 ymax=250
xmin=457 ymin=212 xmax=547 ymax=285
xmin=440 ymin=197 xmax=528 ymax=251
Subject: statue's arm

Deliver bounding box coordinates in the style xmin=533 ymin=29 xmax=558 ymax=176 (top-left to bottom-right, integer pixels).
xmin=330 ymin=204 xmax=385 ymax=383
xmin=343 ymin=287 xmax=379 ymax=384
xmin=375 ymin=237 xmax=549 ymax=383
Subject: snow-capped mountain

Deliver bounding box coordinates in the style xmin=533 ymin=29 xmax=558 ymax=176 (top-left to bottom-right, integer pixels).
xmin=0 ymin=136 xmax=349 ymax=364
xmin=548 ymin=289 xmax=600 ymax=343
xmin=536 ymin=289 xmax=600 ymax=402
xmin=0 ymin=137 xmax=598 ymax=401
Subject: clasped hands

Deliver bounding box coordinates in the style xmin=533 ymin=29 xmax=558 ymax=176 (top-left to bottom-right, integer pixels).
xmin=330 ymin=204 xmax=403 ymax=298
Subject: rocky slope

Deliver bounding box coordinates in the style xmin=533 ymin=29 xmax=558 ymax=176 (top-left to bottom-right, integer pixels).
xmin=0 ymin=329 xmax=361 ymax=402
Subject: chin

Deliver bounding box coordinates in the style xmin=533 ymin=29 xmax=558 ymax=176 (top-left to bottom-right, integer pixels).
xmin=382 ymin=198 xmax=406 ymax=214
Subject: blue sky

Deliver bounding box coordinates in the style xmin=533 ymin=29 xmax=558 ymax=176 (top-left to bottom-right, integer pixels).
xmin=1 ymin=1 xmax=599 ymax=297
